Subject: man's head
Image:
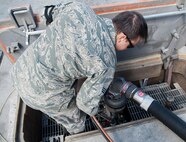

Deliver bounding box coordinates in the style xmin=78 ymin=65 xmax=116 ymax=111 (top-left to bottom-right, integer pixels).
xmin=112 ymin=11 xmax=148 ymax=51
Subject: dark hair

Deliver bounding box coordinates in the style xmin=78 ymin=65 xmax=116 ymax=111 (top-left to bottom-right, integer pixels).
xmin=112 ymin=11 xmax=148 ymax=42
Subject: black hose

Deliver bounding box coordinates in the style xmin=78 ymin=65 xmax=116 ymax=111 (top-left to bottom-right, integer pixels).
xmin=122 ymin=80 xmax=186 ymax=141
xmin=148 ymin=101 xmax=186 ymax=141
xmin=110 ymin=77 xmax=186 ymax=141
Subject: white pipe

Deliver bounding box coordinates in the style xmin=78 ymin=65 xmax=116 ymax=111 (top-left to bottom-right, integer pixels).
xmin=144 ymin=10 xmax=186 ymax=19
xmin=26 ymin=30 xmax=45 ymax=36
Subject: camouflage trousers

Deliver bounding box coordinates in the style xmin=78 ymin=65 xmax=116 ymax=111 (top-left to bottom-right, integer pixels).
xmin=43 ymin=94 xmax=87 ymax=134
xmin=16 ymin=86 xmax=87 ymax=134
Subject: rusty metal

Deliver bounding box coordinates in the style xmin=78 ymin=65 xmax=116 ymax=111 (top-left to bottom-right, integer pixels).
xmin=0 ymin=39 xmax=16 ymax=64
xmin=0 ymin=0 xmax=177 ymax=31
xmin=92 ymin=0 xmax=176 ymax=15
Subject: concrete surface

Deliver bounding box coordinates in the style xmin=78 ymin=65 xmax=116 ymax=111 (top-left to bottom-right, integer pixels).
xmin=66 ymin=113 xmax=186 ymax=142
xmin=0 ymin=0 xmax=145 ymax=20
xmin=0 ymin=55 xmax=18 ymax=142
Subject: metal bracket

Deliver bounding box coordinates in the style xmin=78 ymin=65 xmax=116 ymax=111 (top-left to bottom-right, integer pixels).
xmin=139 ymin=78 xmax=149 ymax=89
xmin=161 ymin=29 xmax=180 ymax=69
xmin=9 ymin=5 xmax=45 ymax=45
xmin=9 ymin=5 xmax=36 ymax=31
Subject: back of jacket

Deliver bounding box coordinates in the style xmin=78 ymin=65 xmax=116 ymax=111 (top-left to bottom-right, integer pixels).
xmin=11 ymin=0 xmax=116 ymax=116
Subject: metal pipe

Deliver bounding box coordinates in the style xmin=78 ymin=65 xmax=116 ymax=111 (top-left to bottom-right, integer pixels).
xmin=144 ymin=10 xmax=186 ymax=19
xmin=25 ymin=30 xmax=45 ymax=45
xmin=91 ymin=116 xmax=113 ymax=142
xmin=26 ymin=30 xmax=45 ymax=36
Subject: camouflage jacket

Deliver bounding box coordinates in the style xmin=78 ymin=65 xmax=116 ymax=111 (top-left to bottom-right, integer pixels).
xmin=11 ymin=0 xmax=116 ymax=116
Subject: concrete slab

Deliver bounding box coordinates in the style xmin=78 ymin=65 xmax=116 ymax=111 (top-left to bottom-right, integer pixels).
xmin=0 ymin=55 xmax=18 ymax=142
xmin=0 ymin=0 xmax=151 ymax=20
xmin=66 ymin=113 xmax=186 ymax=142
xmin=0 ymin=54 xmax=14 ymax=111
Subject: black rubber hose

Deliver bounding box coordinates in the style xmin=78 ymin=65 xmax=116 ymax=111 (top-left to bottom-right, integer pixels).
xmin=110 ymin=78 xmax=186 ymax=140
xmin=148 ymin=101 xmax=186 ymax=141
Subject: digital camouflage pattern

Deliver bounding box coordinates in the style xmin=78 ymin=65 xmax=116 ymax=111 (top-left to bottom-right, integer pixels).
xmin=11 ymin=0 xmax=116 ymax=134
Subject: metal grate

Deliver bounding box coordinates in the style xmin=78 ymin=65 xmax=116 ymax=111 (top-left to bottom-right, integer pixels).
xmin=42 ymin=83 xmax=186 ymax=142
xmin=42 ymin=115 xmax=64 ymax=142
xmin=42 ymin=115 xmax=99 ymax=142
xmin=127 ymin=83 xmax=186 ymax=121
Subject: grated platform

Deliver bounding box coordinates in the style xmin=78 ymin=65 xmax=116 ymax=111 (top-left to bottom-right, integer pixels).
xmin=127 ymin=83 xmax=186 ymax=121
xmin=42 ymin=83 xmax=186 ymax=142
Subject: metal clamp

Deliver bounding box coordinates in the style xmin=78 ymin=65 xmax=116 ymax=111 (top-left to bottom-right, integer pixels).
xmin=9 ymin=5 xmax=46 ymax=45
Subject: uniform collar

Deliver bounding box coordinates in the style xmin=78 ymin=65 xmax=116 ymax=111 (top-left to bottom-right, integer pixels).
xmin=102 ymin=18 xmax=116 ymax=46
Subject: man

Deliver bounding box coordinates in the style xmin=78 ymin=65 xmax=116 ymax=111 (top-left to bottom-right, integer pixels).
xmin=11 ymin=0 xmax=148 ymax=134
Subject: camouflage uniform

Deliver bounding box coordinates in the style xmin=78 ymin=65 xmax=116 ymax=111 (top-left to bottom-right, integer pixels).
xmin=11 ymin=0 xmax=116 ymax=134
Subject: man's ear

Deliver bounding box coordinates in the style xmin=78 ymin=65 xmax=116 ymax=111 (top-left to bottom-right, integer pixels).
xmin=115 ymin=32 xmax=129 ymax=51
xmin=116 ymin=32 xmax=127 ymax=43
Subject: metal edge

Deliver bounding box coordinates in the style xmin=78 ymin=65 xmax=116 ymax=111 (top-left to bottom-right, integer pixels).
xmin=65 ymin=108 xmax=186 ymax=142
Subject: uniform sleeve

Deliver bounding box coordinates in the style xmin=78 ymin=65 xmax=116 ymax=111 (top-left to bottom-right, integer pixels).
xmin=76 ymin=67 xmax=115 ymax=116
xmin=52 ymin=0 xmax=88 ymax=20
xmin=52 ymin=0 xmax=73 ymax=20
